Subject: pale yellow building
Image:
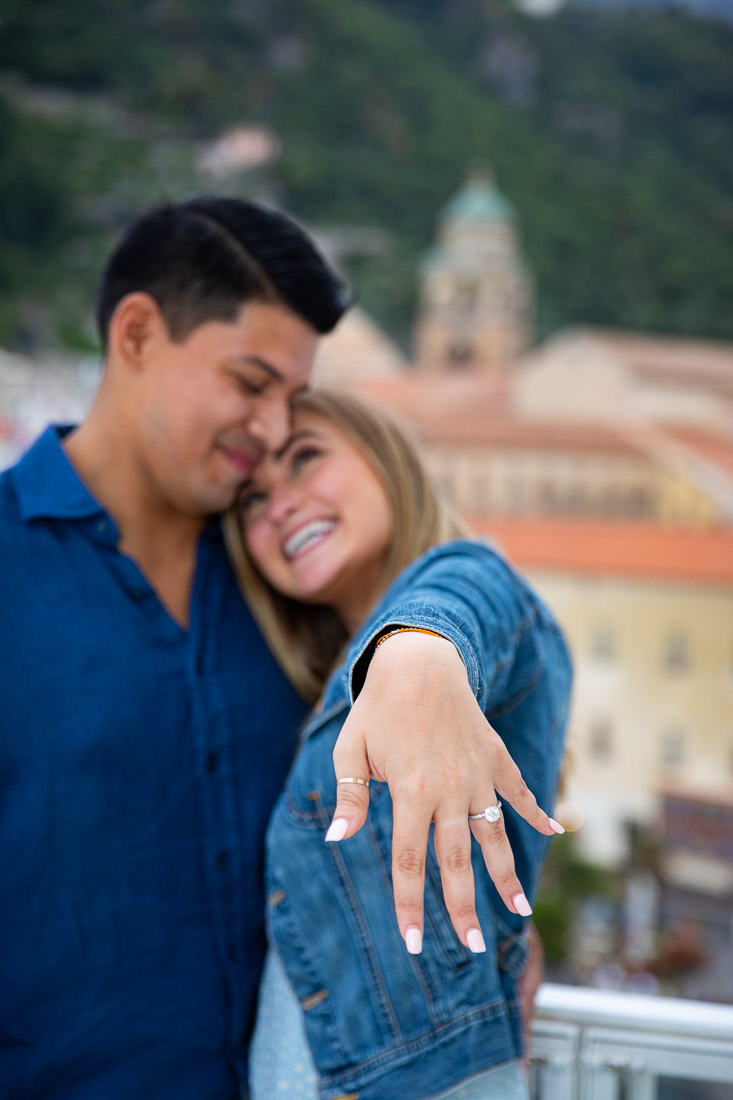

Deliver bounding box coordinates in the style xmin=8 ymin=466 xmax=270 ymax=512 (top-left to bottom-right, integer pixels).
xmin=471 ymin=518 xmax=733 ymax=867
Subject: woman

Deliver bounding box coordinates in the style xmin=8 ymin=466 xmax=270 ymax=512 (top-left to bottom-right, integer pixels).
xmin=225 ymin=389 xmax=571 ymax=1100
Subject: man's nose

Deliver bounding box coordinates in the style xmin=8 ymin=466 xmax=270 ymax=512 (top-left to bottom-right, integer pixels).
xmin=248 ymin=395 xmax=291 ymax=452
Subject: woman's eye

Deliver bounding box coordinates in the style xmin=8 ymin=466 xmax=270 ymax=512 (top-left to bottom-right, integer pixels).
xmin=292 ymin=446 xmax=322 ymax=471
xmin=239 ymin=489 xmax=267 ymax=514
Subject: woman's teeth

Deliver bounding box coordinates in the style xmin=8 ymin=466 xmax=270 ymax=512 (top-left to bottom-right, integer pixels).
xmin=283 ymin=520 xmax=336 ymax=560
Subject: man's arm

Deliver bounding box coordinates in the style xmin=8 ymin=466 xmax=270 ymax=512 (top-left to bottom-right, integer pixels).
xmin=325 ymin=544 xmax=565 ymax=955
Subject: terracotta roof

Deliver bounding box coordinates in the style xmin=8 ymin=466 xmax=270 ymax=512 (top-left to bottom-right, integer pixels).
xmin=425 ymin=420 xmax=644 ymax=454
xmin=357 ymin=374 xmax=644 ymax=454
xmin=357 ymin=374 xmax=509 ymax=440
xmin=468 ymin=516 xmax=733 ymax=586
xmin=358 ymin=372 xmax=510 ymax=415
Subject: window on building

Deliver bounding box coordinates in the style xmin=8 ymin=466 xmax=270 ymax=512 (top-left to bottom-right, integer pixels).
xmin=664 ymin=631 xmax=690 ymax=672
xmin=589 ymin=719 xmax=613 ymax=761
xmin=504 ymin=477 xmax=525 ymax=512
xmin=454 ymin=280 xmax=477 ymax=310
xmin=591 ymin=622 xmax=616 ymax=662
xmin=599 ymin=486 xmax=621 ymax=516
xmin=446 ymin=341 xmax=474 ymax=369
xmin=661 ymin=726 xmax=686 ymax=769
xmin=539 ymin=481 xmax=557 ymax=513
xmin=472 ymin=475 xmax=491 ymax=512
xmin=566 ymin=483 xmax=587 ymax=514
xmin=625 ymin=487 xmax=654 ymax=518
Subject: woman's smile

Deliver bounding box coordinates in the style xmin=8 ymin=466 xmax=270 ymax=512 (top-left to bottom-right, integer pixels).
xmin=281 ymin=518 xmax=338 ymax=562
xmin=240 ymin=409 xmax=392 ymax=632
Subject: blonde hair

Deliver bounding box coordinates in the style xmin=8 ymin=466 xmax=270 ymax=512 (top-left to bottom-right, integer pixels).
xmin=224 ymin=387 xmax=470 ymax=703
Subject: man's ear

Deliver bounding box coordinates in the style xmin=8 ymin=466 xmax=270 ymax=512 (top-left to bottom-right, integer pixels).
xmin=108 ymin=293 xmax=166 ymax=371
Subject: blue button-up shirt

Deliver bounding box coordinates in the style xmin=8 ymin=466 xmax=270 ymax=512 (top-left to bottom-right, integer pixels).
xmin=0 ymin=427 xmax=308 ymax=1099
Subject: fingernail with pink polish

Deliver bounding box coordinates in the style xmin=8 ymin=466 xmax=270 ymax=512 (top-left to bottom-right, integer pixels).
xmin=325 ymin=818 xmax=349 ymax=843
xmin=549 ymin=818 xmax=565 ymax=834
xmin=513 ymin=893 xmax=533 ymax=916
xmin=406 ymin=926 xmax=423 ymax=954
xmin=467 ymin=928 xmax=486 ymax=953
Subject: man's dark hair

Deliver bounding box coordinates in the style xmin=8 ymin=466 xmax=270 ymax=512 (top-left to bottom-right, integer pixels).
xmin=96 ymin=196 xmax=350 ymax=351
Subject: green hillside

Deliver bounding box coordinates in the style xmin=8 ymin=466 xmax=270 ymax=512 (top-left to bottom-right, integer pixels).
xmin=0 ymin=0 xmax=731 ymax=353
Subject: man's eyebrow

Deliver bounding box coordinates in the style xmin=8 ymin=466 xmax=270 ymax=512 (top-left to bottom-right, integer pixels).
xmin=230 ymin=355 xmax=284 ymax=381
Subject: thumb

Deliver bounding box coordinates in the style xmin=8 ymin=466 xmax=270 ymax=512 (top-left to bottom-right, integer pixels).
xmin=326 ymin=730 xmax=371 ymax=842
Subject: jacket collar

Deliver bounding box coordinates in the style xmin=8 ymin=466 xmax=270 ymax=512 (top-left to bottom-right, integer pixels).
xmin=12 ymin=425 xmax=106 ymax=522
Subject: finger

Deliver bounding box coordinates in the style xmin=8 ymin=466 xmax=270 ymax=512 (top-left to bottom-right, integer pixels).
xmin=433 ymin=809 xmax=486 ymax=952
xmin=469 ymin=810 xmax=532 ymax=917
xmin=327 ymin=731 xmax=371 ymax=842
xmin=391 ymin=793 xmax=433 ymax=954
xmin=488 ymin=729 xmax=565 ymax=837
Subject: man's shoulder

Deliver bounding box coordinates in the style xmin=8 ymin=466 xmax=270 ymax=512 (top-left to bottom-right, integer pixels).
xmin=0 ymin=459 xmax=43 ymax=559
xmin=0 ymin=462 xmax=22 ymax=532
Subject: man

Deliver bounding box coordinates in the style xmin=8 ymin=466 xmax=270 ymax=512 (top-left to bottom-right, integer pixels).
xmin=0 ymin=196 xmax=557 ymax=1098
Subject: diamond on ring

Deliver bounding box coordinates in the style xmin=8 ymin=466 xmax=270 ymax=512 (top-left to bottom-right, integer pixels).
xmin=469 ymin=801 xmax=502 ymax=824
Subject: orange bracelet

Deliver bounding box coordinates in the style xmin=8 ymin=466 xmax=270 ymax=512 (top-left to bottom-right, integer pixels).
xmin=373 ymin=626 xmax=446 ymax=651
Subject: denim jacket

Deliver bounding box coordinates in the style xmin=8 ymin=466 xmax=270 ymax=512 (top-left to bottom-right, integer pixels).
xmin=264 ymin=540 xmax=572 ymax=1100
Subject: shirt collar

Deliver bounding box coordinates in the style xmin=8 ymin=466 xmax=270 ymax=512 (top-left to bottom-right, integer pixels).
xmin=12 ymin=425 xmax=107 ymax=522
xmin=13 ymin=424 xmax=227 ymax=540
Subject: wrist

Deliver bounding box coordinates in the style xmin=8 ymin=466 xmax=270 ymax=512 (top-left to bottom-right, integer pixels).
xmin=374 ymin=626 xmax=446 ymax=651
xmin=368 ymin=628 xmax=463 ymax=683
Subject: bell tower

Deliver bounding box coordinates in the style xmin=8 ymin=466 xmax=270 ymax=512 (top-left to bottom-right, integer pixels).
xmin=415 ymin=170 xmax=532 ymax=372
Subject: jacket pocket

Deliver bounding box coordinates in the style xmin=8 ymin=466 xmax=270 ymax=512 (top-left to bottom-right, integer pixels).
xmin=266 ymin=784 xmax=412 ymax=1072
xmin=265 ymin=853 xmax=351 ymax=1071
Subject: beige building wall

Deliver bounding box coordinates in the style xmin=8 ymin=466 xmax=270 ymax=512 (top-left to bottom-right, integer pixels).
xmin=514 ymin=329 xmax=733 ymax=434
xmin=514 ymin=336 xmax=637 ymax=425
xmin=312 ymin=306 xmax=406 ymax=386
xmin=518 ymin=569 xmax=733 ymax=866
xmin=425 ymin=444 xmax=716 ymax=524
xmin=634 ymin=380 xmax=732 ymax=432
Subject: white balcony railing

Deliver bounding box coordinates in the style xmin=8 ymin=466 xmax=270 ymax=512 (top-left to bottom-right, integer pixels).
xmin=530 ymin=983 xmax=733 ymax=1099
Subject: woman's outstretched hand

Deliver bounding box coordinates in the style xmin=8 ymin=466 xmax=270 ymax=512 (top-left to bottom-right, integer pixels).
xmin=327 ymin=631 xmax=563 ymax=954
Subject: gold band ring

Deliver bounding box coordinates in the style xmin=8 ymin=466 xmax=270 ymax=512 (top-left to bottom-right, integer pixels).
xmin=337 ymin=777 xmax=370 ymax=788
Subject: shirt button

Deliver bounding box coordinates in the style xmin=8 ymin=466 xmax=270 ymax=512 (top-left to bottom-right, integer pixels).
xmin=215 ymin=850 xmax=230 ymax=873
xmin=130 ymin=589 xmax=147 ymax=603
xmin=206 ymin=751 xmax=219 ymax=773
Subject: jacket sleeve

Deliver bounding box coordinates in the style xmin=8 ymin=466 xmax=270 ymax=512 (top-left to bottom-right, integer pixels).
xmin=347 ymin=540 xmax=539 ymax=709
